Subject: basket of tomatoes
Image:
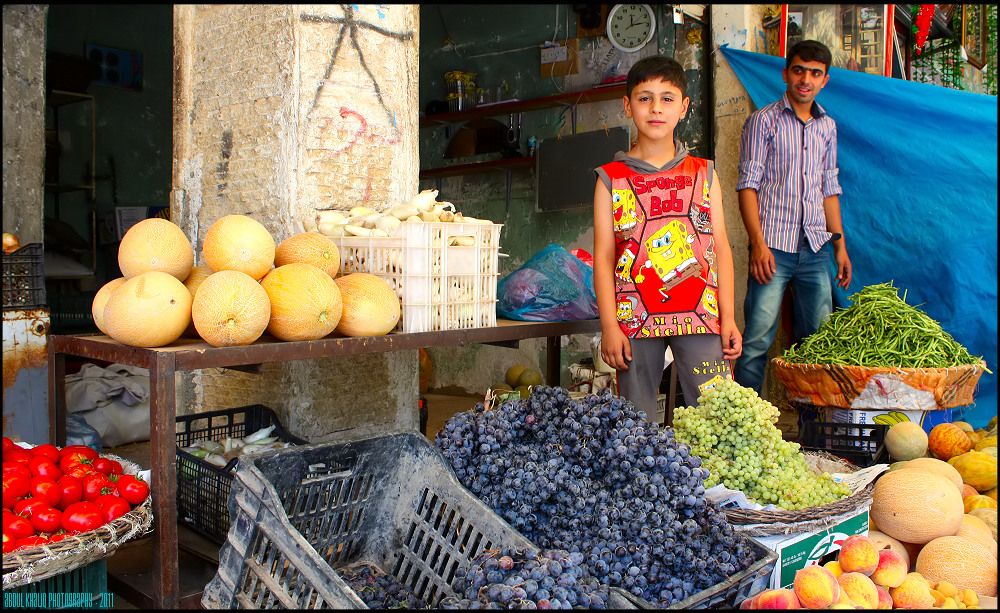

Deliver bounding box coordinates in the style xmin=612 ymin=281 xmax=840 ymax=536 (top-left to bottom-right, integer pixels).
xmin=2 ymin=437 xmax=153 ymax=589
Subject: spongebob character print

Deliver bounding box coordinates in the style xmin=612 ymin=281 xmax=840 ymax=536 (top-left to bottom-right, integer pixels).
xmin=600 ymin=156 xmax=721 ymax=339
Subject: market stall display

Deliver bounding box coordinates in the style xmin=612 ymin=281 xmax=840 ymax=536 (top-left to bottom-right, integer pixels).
xmin=2 ymin=439 xmax=152 ymax=589
xmin=434 ymin=385 xmax=777 ymax=608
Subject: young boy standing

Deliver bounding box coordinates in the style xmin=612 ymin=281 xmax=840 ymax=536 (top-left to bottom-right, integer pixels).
xmin=593 ymin=56 xmax=742 ymax=421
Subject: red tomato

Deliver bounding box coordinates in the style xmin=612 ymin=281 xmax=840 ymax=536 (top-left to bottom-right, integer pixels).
xmin=81 ymin=472 xmax=115 ymax=502
xmin=29 ymin=476 xmax=62 ymax=507
xmin=27 ymin=444 xmax=61 ymax=463
xmin=114 ymin=475 xmax=151 ymax=506
xmin=90 ymin=457 xmax=123 ymax=476
xmin=2 ymin=437 xmax=16 ymax=454
xmin=29 ymin=506 xmax=62 ymax=534
xmin=3 ymin=513 xmax=35 ymax=540
xmin=2 ymin=529 xmax=15 ymax=554
xmin=47 ymin=531 xmax=73 ymax=544
xmin=59 ymin=453 xmax=94 ymax=474
xmin=3 ymin=461 xmax=31 ymax=479
xmin=27 ymin=455 xmax=62 ymax=479
xmin=3 ymin=471 xmax=30 ymax=508
xmin=60 ymin=501 xmax=105 ymax=533
xmin=58 ymin=445 xmax=99 ymax=462
xmin=15 ymin=535 xmax=48 ymax=550
xmin=12 ymin=497 xmax=52 ymax=518
xmin=3 ymin=448 xmax=31 ymax=464
xmin=94 ymin=494 xmax=132 ymax=523
xmin=56 ymin=475 xmax=83 ymax=509
xmin=64 ymin=464 xmax=93 ymax=480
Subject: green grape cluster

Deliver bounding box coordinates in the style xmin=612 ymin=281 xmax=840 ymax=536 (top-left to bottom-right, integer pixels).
xmin=673 ymin=377 xmax=852 ymax=510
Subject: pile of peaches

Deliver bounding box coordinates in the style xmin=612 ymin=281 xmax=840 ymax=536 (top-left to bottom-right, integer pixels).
xmin=740 ymin=534 xmax=984 ymax=609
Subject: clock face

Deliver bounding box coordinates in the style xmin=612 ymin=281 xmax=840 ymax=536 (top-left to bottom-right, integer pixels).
xmin=607 ymin=4 xmax=656 ymax=52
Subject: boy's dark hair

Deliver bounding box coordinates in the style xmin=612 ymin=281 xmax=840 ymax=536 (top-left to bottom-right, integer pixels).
xmin=786 ymin=40 xmax=832 ymax=72
xmin=626 ymin=56 xmax=687 ymax=98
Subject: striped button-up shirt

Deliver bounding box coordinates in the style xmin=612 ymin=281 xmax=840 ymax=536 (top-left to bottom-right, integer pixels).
xmin=735 ymin=92 xmax=842 ymax=253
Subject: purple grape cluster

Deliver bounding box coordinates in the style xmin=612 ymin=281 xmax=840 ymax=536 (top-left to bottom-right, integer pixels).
xmin=435 ymin=386 xmax=758 ymax=606
xmin=337 ymin=563 xmax=428 ymax=609
xmin=438 ymin=547 xmax=610 ymax=609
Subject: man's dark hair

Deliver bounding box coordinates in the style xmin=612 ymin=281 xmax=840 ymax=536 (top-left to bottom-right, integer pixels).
xmin=787 ymin=40 xmax=832 ymax=72
xmin=626 ymin=56 xmax=687 ymax=98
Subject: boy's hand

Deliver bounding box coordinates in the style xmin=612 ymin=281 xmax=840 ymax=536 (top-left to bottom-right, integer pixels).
xmin=834 ymin=249 xmax=852 ymax=289
xmin=721 ymin=320 xmax=742 ymax=360
xmin=601 ymin=327 xmax=632 ymax=371
xmin=749 ymin=242 xmax=776 ymax=284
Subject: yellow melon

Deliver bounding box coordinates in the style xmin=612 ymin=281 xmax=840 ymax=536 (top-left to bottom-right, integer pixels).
xmin=118 ymin=218 xmax=194 ymax=280
xmin=92 ymin=277 xmax=127 ymax=335
xmin=915 ymin=536 xmax=997 ymax=596
xmin=260 ymin=263 xmax=342 ymax=341
xmin=274 ymin=232 xmax=340 ymax=278
xmin=956 ymin=514 xmax=998 ymax=559
xmin=898 ymin=457 xmax=964 ymax=494
xmin=333 ymin=273 xmax=401 ymax=337
xmin=948 ymin=451 xmax=998 ymax=492
xmin=191 ymin=270 xmax=270 ymax=347
xmin=102 ymin=271 xmax=192 ymax=347
xmin=203 ymin=215 xmax=275 ymax=281
xmin=885 ymin=421 xmax=929 ymax=462
xmin=869 ymin=470 xmax=965 ymax=545
xmin=969 ymin=508 xmax=997 ymax=540
xmin=181 ymin=264 xmax=215 ymax=337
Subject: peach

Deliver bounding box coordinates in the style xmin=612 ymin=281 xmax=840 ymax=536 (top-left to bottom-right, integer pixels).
xmin=823 ymin=560 xmax=844 ymax=578
xmin=834 ymin=588 xmax=857 ymax=608
xmin=793 ymin=565 xmax=841 ymax=609
xmin=837 ymin=534 xmax=880 ymax=576
xmin=838 ymin=571 xmax=880 ymax=609
xmin=751 ymin=588 xmax=800 ymax=609
xmin=890 ymin=573 xmax=936 ymax=609
xmin=875 ymin=584 xmax=893 ymax=609
xmin=870 ymin=548 xmax=908 ymax=588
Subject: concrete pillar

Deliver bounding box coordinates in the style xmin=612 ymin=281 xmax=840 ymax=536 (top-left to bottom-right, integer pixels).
xmin=2 ymin=5 xmax=47 ymax=244
xmin=171 ymin=5 xmax=421 ymax=439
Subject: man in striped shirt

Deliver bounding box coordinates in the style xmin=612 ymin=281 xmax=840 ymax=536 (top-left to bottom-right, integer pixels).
xmin=734 ymin=40 xmax=852 ymax=396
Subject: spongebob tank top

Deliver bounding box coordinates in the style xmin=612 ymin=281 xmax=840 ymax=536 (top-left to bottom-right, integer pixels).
xmin=600 ymin=156 xmax=720 ymax=338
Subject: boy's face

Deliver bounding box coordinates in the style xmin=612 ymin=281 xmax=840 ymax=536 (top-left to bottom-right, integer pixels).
xmin=782 ymin=55 xmax=830 ymax=107
xmin=623 ymin=78 xmax=690 ymax=140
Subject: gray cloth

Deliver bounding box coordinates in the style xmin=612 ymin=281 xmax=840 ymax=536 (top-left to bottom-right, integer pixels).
xmin=65 ymin=363 xmax=151 ymax=447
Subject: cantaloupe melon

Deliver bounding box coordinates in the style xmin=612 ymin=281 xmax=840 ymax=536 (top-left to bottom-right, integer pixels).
xmin=956 ymin=514 xmax=998 ymax=559
xmin=191 ymin=270 xmax=270 ymax=347
xmin=92 ymin=277 xmax=127 ymax=335
xmin=118 ymin=218 xmax=194 ymax=280
xmin=102 ymin=271 xmax=192 ymax=347
xmin=274 ymin=232 xmax=340 ymax=278
xmin=915 ymin=536 xmax=997 ymax=596
xmin=260 ymin=263 xmax=342 ymax=341
xmin=969 ymin=508 xmax=997 ymax=540
xmin=897 ymin=457 xmax=964 ymax=494
xmin=869 ymin=470 xmax=965 ymax=545
xmin=203 ymin=215 xmax=275 ymax=281
xmin=333 ymin=273 xmax=400 ymax=337
xmin=885 ymin=421 xmax=929 ymax=462
xmin=181 ymin=264 xmax=215 ymax=338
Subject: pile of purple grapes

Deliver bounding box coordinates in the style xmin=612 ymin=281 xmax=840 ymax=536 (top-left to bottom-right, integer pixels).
xmin=337 ymin=563 xmax=427 ymax=609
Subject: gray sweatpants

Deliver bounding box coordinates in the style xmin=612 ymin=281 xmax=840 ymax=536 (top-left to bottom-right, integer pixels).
xmin=616 ymin=334 xmax=731 ymax=424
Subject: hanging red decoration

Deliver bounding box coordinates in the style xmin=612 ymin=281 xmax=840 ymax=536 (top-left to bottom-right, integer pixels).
xmin=914 ymin=4 xmax=935 ymax=55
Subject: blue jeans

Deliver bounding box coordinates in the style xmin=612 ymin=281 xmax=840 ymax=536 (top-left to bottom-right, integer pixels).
xmin=735 ymin=241 xmax=833 ymax=396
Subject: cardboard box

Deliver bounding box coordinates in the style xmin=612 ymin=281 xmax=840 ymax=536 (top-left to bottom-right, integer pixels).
xmin=825 ymin=406 xmax=952 ymax=435
xmin=755 ymin=506 xmax=870 ymax=590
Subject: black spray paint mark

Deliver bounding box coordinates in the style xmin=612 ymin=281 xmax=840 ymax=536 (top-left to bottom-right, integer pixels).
xmin=216 ymin=129 xmax=233 ymax=195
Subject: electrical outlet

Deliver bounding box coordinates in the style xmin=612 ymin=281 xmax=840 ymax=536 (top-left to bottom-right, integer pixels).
xmin=540 ymin=45 xmax=568 ymax=64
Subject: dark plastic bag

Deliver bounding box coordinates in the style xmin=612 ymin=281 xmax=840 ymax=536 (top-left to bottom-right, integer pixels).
xmin=497 ymin=244 xmax=598 ymax=321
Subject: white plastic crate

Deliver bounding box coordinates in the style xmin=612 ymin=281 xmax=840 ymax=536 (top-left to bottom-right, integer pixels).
xmin=331 ymin=222 xmax=502 ymax=333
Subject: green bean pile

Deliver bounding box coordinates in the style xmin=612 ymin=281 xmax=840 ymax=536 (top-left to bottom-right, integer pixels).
xmin=782 ymin=282 xmax=988 ymax=370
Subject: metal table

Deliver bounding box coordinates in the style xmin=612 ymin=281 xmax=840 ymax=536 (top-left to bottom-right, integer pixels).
xmin=47 ymin=318 xmax=600 ymax=608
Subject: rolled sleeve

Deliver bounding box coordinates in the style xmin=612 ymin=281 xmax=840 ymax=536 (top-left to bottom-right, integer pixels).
xmin=736 ymin=112 xmax=768 ymax=191
xmin=736 ymin=160 xmax=764 ymax=191
xmin=821 ymin=168 xmax=842 ymax=197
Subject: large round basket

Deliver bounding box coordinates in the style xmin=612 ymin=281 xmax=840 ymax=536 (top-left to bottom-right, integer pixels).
xmin=2 ymin=452 xmax=154 ymax=589
xmin=771 ymin=358 xmax=987 ymax=409
xmin=723 ymin=452 xmax=879 ymax=537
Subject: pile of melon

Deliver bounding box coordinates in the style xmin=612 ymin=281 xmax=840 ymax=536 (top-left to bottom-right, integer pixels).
xmin=869 ymin=416 xmax=998 ymax=600
xmin=93 ymin=215 xmax=401 ymax=348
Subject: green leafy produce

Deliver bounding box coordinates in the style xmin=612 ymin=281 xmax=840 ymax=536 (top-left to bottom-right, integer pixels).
xmin=782 ymin=282 xmax=988 ymax=370
xmin=674 ymin=377 xmax=852 ymax=510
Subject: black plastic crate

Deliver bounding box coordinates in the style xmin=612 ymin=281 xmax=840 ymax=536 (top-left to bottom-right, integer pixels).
xmin=175 ymin=404 xmax=307 ymax=545
xmin=201 ymin=432 xmax=639 ymax=609
xmin=798 ymin=421 xmax=890 ymax=467
xmin=2 ymin=243 xmax=46 ymax=310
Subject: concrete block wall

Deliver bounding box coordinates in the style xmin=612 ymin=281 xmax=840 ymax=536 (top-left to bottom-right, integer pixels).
xmin=171 ymin=5 xmax=422 ymax=439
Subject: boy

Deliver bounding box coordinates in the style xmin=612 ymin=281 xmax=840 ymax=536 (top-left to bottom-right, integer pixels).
xmin=593 ymin=55 xmax=742 ymax=421
xmin=734 ymin=40 xmax=852 ymax=397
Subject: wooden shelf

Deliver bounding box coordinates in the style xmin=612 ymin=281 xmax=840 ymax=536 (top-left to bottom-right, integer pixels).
xmin=419 ymin=84 xmax=626 ymax=128
xmin=419 ymin=156 xmax=534 ymax=180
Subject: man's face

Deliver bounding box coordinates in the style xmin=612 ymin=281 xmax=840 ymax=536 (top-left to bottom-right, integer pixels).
xmin=782 ymin=55 xmax=830 ymax=107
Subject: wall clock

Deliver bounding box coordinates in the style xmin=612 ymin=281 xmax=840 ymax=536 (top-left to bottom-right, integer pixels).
xmin=606 ymin=4 xmax=656 ymax=53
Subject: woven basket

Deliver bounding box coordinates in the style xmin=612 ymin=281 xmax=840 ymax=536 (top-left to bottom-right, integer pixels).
xmin=772 ymin=358 xmax=987 ymax=410
xmin=722 ymin=451 xmax=877 ymax=537
xmin=2 ymin=452 xmax=154 ymax=589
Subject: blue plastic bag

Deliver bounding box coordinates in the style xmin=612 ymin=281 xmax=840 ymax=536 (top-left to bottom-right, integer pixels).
xmin=497 ymin=244 xmax=598 ymax=321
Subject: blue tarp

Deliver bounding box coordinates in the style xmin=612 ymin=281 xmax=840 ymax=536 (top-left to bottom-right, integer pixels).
xmin=720 ymin=45 xmax=997 ymax=426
